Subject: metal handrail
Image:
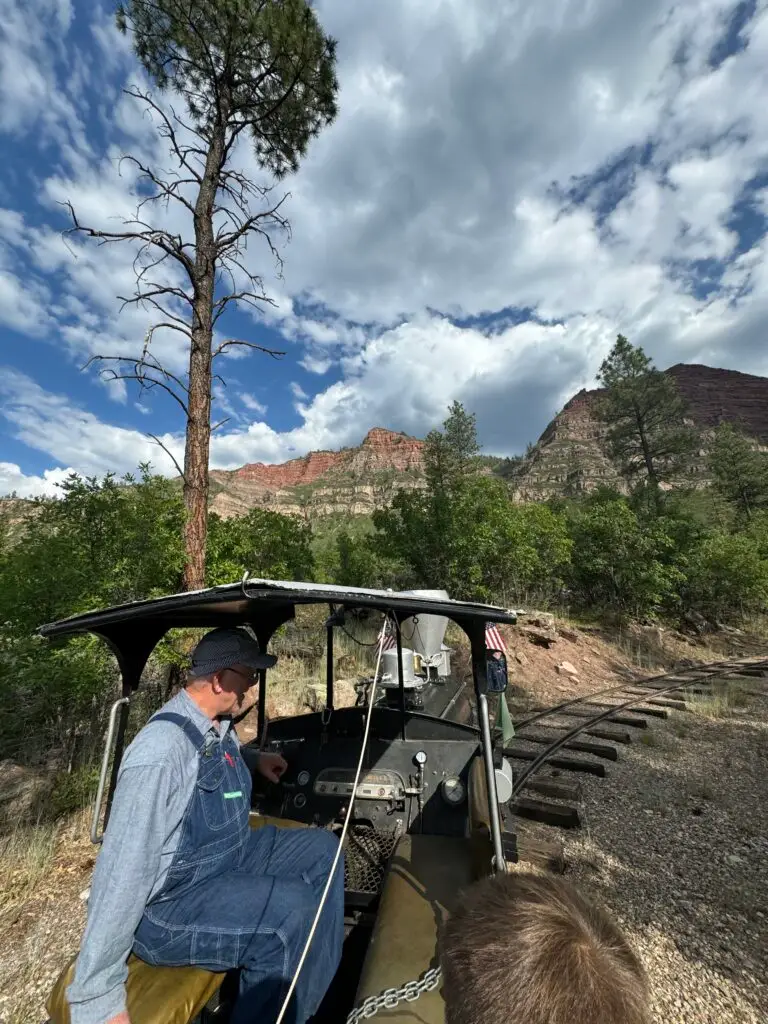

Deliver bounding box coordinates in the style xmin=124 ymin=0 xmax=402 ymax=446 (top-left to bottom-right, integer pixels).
xmin=477 ymin=692 xmax=507 ymax=873
xmin=91 ymin=697 xmax=129 ymax=844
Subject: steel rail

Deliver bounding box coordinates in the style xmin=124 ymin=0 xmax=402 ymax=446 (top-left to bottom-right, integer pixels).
xmin=513 ymin=657 xmax=750 ymax=733
xmin=510 ymin=658 xmax=768 ymax=800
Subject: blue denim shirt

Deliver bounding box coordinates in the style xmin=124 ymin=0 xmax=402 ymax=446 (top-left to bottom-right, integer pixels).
xmin=67 ymin=689 xmax=242 ymax=1024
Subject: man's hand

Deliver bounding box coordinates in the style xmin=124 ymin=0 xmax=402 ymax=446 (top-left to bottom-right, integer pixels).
xmin=106 ymin=1012 xmax=131 ymax=1024
xmin=257 ymin=751 xmax=288 ymax=783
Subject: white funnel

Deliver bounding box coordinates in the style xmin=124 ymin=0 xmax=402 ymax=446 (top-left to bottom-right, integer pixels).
xmin=400 ymin=589 xmax=450 ymax=660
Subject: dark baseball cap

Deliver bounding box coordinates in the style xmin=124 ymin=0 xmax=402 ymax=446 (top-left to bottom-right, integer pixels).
xmin=189 ymin=627 xmax=277 ymax=678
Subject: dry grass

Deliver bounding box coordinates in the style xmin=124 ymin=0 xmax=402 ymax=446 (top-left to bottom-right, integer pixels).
xmin=684 ymin=679 xmax=753 ymax=719
xmin=0 ymin=807 xmax=94 ymax=1024
xmin=0 ymin=819 xmax=58 ymax=917
xmin=264 ymin=611 xmax=381 ymax=720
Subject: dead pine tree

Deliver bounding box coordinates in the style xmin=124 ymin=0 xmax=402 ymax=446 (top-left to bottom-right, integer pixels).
xmin=66 ymin=0 xmax=338 ymax=589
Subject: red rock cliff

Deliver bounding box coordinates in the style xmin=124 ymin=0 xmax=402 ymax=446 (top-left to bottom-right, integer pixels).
xmin=232 ymin=428 xmax=424 ymax=489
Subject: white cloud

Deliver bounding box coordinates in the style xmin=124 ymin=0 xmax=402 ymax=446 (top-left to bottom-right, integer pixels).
xmin=272 ymin=0 xmax=746 ymax=322
xmin=5 ymin=0 xmax=768 ymax=487
xmin=240 ymin=394 xmax=268 ymax=416
xmin=299 ymin=353 xmax=333 ymax=375
xmin=0 ymin=270 xmax=51 ymax=334
xmin=0 ymin=369 xmax=183 ymax=479
xmin=0 ymin=0 xmax=88 ymax=154
xmin=0 ymin=462 xmax=74 ymax=499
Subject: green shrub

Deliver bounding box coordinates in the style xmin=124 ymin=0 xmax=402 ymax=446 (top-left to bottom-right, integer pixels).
xmin=687 ymin=532 xmax=768 ymax=622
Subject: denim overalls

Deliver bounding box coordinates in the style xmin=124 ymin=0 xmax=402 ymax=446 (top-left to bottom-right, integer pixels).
xmin=133 ymin=713 xmax=345 ymax=1024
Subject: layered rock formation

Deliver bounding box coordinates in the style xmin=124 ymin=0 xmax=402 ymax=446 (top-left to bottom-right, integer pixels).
xmin=511 ymin=364 xmax=768 ymax=500
xmin=5 ymin=365 xmax=764 ymax=522
xmin=210 ymin=428 xmax=426 ymax=519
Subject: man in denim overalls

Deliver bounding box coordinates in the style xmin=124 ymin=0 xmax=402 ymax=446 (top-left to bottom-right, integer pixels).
xmin=67 ymin=628 xmax=345 ymax=1024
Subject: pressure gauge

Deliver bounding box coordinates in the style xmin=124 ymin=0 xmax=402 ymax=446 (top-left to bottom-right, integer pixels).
xmin=297 ymin=770 xmax=310 ymax=787
xmin=414 ymin=750 xmax=427 ymax=767
xmin=294 ymin=793 xmax=307 ymax=809
xmin=441 ymin=775 xmax=466 ymax=806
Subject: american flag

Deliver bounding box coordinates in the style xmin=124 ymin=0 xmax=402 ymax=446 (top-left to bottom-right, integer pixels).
xmin=485 ymin=622 xmax=507 ymax=654
xmin=378 ymin=619 xmax=505 ymax=653
xmin=377 ymin=620 xmax=397 ymax=651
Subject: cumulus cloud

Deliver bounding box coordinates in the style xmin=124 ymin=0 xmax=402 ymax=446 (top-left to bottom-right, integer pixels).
xmin=3 ymin=0 xmax=768 ymax=487
xmin=299 ymin=353 xmax=333 ymax=375
xmin=240 ymin=394 xmax=268 ymax=416
xmin=0 ymin=462 xmax=74 ymax=499
xmin=0 ymin=0 xmax=77 ymax=137
xmin=274 ymin=0 xmax=753 ymax=322
xmin=0 ymin=369 xmax=183 ymax=479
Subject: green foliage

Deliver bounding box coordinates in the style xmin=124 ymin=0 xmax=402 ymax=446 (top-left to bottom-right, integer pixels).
xmin=708 ymin=423 xmax=768 ymax=523
xmin=0 ymin=467 xmax=318 ymax=765
xmin=206 ymin=508 xmax=314 ymax=584
xmin=463 ymin=483 xmax=572 ymax=603
xmin=424 ymin=401 xmax=480 ymax=493
xmin=745 ymin=510 xmax=768 ymax=560
xmin=374 ymin=472 xmax=571 ymax=603
xmin=372 ymin=402 xmax=485 ymax=591
xmin=686 ymin=532 xmax=768 ymax=620
xmin=117 ymin=0 xmax=338 ymax=177
xmin=0 ymin=467 xmax=185 ymax=631
xmin=311 ymin=516 xmax=404 ymax=589
xmin=50 ymin=766 xmax=101 ymax=818
xmin=565 ymin=494 xmax=685 ymax=617
xmin=597 ymin=335 xmax=698 ymax=495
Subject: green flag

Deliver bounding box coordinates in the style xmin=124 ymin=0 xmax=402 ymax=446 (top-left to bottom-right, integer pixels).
xmin=495 ymin=694 xmax=515 ymax=748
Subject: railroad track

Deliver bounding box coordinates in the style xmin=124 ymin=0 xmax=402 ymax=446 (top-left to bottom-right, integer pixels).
xmin=501 ymin=655 xmax=768 ymax=835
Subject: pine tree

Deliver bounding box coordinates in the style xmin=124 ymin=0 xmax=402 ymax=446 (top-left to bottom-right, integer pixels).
xmin=423 ymin=401 xmax=480 ymax=493
xmin=597 ymin=335 xmax=697 ymax=504
xmin=68 ymin=1 xmax=338 ymax=589
xmin=709 ymin=423 xmax=768 ymax=522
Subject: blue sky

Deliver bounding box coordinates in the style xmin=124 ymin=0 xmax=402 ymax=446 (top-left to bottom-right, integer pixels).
xmin=2 ymin=0 xmax=768 ymax=496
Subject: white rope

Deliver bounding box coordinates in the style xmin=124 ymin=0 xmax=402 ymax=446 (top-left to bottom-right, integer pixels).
xmin=274 ymin=614 xmax=393 ymax=1024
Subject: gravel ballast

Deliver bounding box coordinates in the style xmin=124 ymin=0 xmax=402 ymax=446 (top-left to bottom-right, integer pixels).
xmin=516 ymin=681 xmax=768 ymax=1024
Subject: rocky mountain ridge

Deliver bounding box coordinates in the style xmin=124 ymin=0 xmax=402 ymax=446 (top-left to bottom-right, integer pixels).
xmin=209 ymin=427 xmax=426 ymax=519
xmin=511 ymin=364 xmax=768 ymax=500
xmin=3 ymin=364 xmax=766 ymax=520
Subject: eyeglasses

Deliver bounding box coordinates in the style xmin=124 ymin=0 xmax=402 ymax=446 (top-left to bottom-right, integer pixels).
xmin=226 ymin=666 xmax=258 ymax=685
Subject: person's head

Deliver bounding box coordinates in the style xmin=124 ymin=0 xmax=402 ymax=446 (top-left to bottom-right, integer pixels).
xmin=440 ymin=870 xmax=649 ymax=1024
xmin=185 ymin=627 xmax=277 ymax=718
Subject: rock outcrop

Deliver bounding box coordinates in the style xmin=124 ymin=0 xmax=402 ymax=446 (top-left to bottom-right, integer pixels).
xmin=210 ymin=428 xmax=426 ymax=520
xmin=511 ymin=363 xmax=768 ymax=501
xmin=5 ymin=365 xmax=766 ymax=523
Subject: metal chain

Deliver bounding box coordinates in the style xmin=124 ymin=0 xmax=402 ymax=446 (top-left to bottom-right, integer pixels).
xmin=345 ymin=966 xmax=442 ymax=1024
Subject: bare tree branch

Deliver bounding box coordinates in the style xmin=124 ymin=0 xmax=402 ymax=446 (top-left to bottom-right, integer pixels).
xmin=118 ymin=154 xmax=198 ymax=216
xmin=62 ymin=201 xmax=196 ymax=277
xmin=118 ymin=285 xmax=193 ymax=314
xmin=211 ymin=417 xmax=231 ymax=433
xmin=123 ymin=86 xmax=207 ymax=179
xmin=212 ymin=338 xmax=285 ymax=360
xmin=147 ymin=432 xmax=186 ymax=483
xmin=82 ymin=353 xmax=190 ymax=417
xmin=139 ymin=319 xmax=193 ymax=341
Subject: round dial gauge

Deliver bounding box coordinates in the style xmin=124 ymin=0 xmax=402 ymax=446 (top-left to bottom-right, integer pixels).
xmin=441 ymin=776 xmax=466 ymax=806
xmin=297 ymin=770 xmax=310 ymax=786
xmin=293 ymin=793 xmax=307 ymax=809
xmin=414 ymin=750 xmax=427 ymax=766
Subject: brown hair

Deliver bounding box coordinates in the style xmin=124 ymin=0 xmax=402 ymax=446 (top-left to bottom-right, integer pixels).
xmin=440 ymin=871 xmax=649 ymax=1024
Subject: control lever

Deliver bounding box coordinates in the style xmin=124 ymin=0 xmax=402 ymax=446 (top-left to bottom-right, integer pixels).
xmin=265 ymin=738 xmax=305 ymax=752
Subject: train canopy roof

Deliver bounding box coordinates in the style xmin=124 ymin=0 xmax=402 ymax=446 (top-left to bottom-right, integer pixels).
xmin=39 ymin=578 xmax=515 ymax=640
